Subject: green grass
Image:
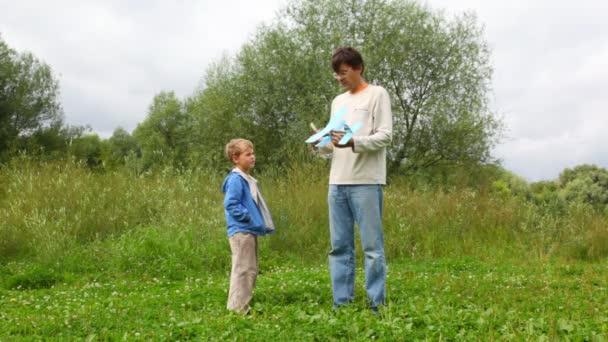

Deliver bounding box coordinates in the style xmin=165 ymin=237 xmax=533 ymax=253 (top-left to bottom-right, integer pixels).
xmin=1 ymin=158 xmax=608 ymax=339
xmin=1 ymin=258 xmax=607 ymax=340
xmin=2 ymin=158 xmax=607 ymax=265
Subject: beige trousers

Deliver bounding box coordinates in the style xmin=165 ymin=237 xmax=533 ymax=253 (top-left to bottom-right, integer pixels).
xmin=227 ymin=233 xmax=258 ymax=313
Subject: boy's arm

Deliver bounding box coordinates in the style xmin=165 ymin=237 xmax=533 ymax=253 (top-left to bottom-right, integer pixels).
xmin=223 ymin=176 xmax=251 ymax=222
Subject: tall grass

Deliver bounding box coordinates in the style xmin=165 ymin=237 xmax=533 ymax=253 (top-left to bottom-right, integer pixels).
xmin=0 ymin=157 xmax=227 ymax=276
xmin=1 ymin=157 xmax=607 ymax=278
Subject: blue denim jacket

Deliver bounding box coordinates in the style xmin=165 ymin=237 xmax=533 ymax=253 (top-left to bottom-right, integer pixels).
xmin=222 ymin=171 xmax=267 ymax=237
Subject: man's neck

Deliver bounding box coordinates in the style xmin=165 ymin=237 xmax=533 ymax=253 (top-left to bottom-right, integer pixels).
xmin=348 ymin=77 xmax=368 ymax=94
xmin=351 ymin=82 xmax=368 ymax=94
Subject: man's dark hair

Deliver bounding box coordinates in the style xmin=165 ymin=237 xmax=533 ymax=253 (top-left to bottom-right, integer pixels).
xmin=332 ymin=47 xmax=365 ymax=74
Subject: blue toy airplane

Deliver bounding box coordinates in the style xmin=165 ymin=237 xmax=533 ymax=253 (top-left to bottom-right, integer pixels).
xmin=338 ymin=121 xmax=362 ymax=145
xmin=305 ymin=107 xmax=362 ymax=147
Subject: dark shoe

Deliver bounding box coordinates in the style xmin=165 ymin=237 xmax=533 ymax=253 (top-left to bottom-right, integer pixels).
xmin=370 ymin=303 xmax=386 ymax=315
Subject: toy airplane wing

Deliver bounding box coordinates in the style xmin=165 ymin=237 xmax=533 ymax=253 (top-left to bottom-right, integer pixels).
xmin=314 ymin=135 xmax=333 ymax=148
xmin=338 ymin=121 xmax=362 ymax=145
xmin=314 ymin=119 xmax=345 ymax=147
xmin=305 ymin=107 xmax=347 ymax=144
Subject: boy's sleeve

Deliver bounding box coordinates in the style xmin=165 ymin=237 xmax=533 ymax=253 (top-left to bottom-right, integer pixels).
xmin=224 ymin=176 xmax=251 ymax=222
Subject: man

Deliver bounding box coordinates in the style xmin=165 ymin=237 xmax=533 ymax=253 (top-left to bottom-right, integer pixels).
xmin=311 ymin=47 xmax=393 ymax=312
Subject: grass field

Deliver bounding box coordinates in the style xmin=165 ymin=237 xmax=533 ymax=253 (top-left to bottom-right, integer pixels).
xmin=1 ymin=159 xmax=607 ymax=340
xmin=2 ymin=258 xmax=607 ymax=340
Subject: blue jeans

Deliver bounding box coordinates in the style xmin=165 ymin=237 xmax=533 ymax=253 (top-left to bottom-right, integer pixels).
xmin=328 ymin=184 xmax=386 ymax=308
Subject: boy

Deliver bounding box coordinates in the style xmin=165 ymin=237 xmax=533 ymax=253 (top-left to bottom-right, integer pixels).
xmin=222 ymin=138 xmax=275 ymax=314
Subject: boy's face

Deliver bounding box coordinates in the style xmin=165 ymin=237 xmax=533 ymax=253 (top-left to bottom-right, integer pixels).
xmin=334 ymin=63 xmax=363 ymax=92
xmin=233 ymin=147 xmax=255 ymax=173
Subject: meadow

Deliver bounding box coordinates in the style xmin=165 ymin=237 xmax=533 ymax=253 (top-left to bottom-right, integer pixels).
xmin=1 ymin=158 xmax=607 ymax=340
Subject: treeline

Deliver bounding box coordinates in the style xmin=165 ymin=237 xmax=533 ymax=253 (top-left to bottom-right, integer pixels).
xmin=1 ymin=0 xmax=607 ymax=212
xmin=2 ymin=0 xmax=500 ymax=172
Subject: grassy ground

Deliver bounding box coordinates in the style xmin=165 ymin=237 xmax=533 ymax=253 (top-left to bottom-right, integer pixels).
xmin=1 ymin=258 xmax=607 ymax=340
xmin=1 ymin=159 xmax=608 ymax=340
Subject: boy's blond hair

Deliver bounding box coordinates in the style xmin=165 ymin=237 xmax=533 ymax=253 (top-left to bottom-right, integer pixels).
xmin=225 ymin=138 xmax=254 ymax=164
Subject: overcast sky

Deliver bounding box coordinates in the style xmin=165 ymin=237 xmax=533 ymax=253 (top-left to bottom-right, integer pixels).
xmin=1 ymin=0 xmax=607 ymax=181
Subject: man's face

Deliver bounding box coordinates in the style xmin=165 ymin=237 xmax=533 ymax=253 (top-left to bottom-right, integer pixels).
xmin=334 ymin=63 xmax=362 ymax=92
xmin=233 ymin=147 xmax=255 ymax=173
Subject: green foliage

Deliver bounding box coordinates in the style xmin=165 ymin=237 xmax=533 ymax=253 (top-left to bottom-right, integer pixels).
xmin=0 ymin=1 xmax=504 ymax=177
xmin=489 ymin=169 xmax=529 ymax=199
xmin=288 ymin=0 xmax=502 ymax=171
xmin=0 ymin=157 xmax=225 ymax=261
xmin=14 ymin=122 xmax=67 ymax=160
xmin=1 ymin=160 xmax=608 ymax=339
xmin=394 ymin=162 xmax=504 ymax=192
xmin=530 ymin=180 xmax=559 ymax=200
xmin=5 ymin=267 xmax=62 ymax=290
xmin=558 ymin=164 xmax=608 ymax=208
xmin=111 ymin=225 xmax=229 ymax=279
xmin=528 ymin=164 xmax=608 ymax=213
xmin=133 ymin=91 xmax=192 ymax=170
xmin=186 ymin=57 xmax=251 ymax=172
xmin=102 ymin=127 xmax=140 ymax=170
xmin=0 ymin=35 xmax=63 ymax=160
xmin=68 ymin=133 xmax=103 ymax=169
xmin=188 ymin=0 xmax=502 ymax=173
xmin=3 ymin=158 xmax=608 ymax=266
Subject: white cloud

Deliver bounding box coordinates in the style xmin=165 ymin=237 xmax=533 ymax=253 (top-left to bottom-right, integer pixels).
xmin=426 ymin=0 xmax=608 ymax=181
xmin=0 ymin=0 xmax=286 ymax=135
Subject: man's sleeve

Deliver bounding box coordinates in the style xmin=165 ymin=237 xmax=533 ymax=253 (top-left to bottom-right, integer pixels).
xmin=353 ymin=88 xmax=393 ymax=153
xmin=317 ymin=142 xmax=334 ymax=155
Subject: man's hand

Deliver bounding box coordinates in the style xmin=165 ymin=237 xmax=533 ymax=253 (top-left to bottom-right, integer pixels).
xmin=331 ymin=130 xmax=354 ymax=148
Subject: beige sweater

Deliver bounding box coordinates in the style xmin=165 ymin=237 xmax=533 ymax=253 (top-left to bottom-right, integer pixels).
xmin=319 ymin=84 xmax=393 ymax=185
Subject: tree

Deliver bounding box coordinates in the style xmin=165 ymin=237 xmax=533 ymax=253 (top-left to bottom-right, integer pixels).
xmin=0 ymin=35 xmax=63 ymax=159
xmin=190 ymin=0 xmax=502 ymax=174
xmin=21 ymin=121 xmax=66 ymax=160
xmin=558 ymin=164 xmax=608 ymax=207
xmin=102 ymin=127 xmax=140 ymax=169
xmin=69 ymin=133 xmax=103 ymax=169
xmin=186 ymin=56 xmax=251 ymax=171
xmin=133 ymin=91 xmax=190 ymax=170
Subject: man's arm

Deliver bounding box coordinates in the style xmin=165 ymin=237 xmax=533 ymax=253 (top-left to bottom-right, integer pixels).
xmin=352 ymin=88 xmax=392 ymax=153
